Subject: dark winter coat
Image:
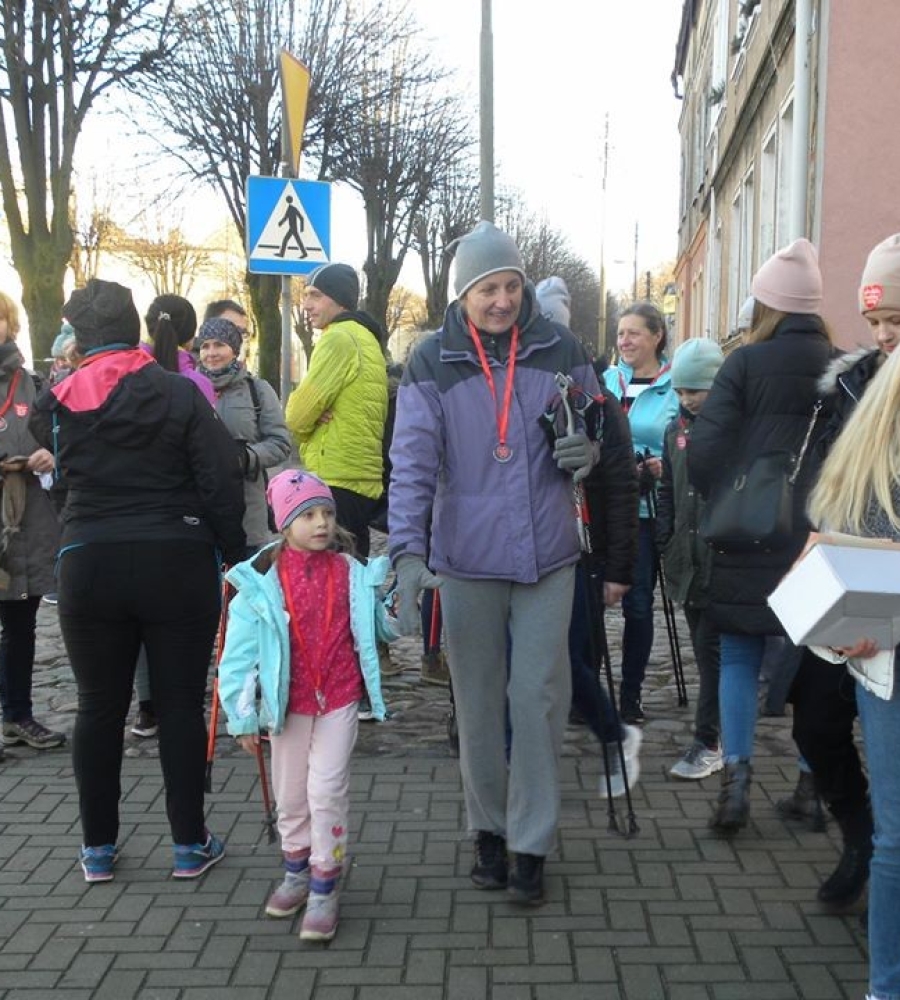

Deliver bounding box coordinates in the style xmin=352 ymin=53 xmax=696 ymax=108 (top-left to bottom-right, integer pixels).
xmin=813 ymin=347 xmax=884 ymax=463
xmin=583 ymin=391 xmax=639 ymax=585
xmin=656 ymin=407 xmax=712 ymax=607
xmin=687 ymin=315 xmax=833 ymax=635
xmin=32 ymin=348 xmax=246 ymax=566
xmin=0 ymin=343 xmax=59 ymax=599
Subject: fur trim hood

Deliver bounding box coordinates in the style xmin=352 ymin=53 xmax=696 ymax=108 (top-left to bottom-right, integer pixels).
xmin=816 ymin=347 xmax=881 ymax=396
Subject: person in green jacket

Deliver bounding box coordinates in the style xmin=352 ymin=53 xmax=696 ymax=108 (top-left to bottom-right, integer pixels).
xmin=286 ymin=264 xmax=388 ymax=559
xmin=655 ymin=337 xmax=724 ymax=780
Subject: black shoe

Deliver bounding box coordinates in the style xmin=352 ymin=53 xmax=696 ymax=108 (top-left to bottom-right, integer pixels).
xmin=620 ymin=695 xmax=645 ymax=726
xmin=775 ymin=771 xmax=827 ymax=832
xmin=818 ymin=809 xmax=873 ymax=910
xmin=710 ymin=760 xmax=752 ymax=835
xmin=507 ymin=853 xmax=545 ymax=906
xmin=470 ymin=831 xmax=507 ymax=889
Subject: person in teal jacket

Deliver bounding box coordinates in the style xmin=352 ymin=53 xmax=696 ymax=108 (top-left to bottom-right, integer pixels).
xmin=216 ymin=470 xmax=398 ymax=942
xmin=603 ymin=302 xmax=678 ymax=723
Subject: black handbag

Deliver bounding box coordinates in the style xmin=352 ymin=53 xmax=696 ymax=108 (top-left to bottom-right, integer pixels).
xmin=699 ymin=401 xmax=822 ymax=554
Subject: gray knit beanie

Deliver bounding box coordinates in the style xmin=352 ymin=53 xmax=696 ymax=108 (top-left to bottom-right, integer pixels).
xmin=535 ymin=276 xmax=571 ymax=327
xmin=63 ymin=278 xmax=141 ymax=349
xmin=307 ymin=262 xmax=359 ymax=312
xmin=452 ymin=221 xmax=526 ymax=298
xmin=670 ymin=338 xmax=725 ymax=391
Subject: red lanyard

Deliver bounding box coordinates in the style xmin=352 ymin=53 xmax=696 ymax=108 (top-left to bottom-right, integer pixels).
xmin=466 ymin=319 xmax=519 ymax=461
xmin=0 ymin=369 xmax=23 ymax=419
xmin=278 ymin=553 xmax=335 ymax=711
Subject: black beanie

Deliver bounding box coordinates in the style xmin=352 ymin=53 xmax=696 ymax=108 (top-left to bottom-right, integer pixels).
xmin=307 ymin=263 xmax=359 ymax=312
xmin=64 ymin=278 xmax=141 ymax=348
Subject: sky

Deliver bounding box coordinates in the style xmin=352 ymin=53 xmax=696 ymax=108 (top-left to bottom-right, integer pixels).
xmin=407 ymin=0 xmax=685 ymax=293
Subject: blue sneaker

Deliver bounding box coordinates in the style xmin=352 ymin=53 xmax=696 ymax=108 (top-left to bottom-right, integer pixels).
xmin=172 ymin=831 xmax=225 ymax=879
xmin=80 ymin=844 xmax=118 ymax=883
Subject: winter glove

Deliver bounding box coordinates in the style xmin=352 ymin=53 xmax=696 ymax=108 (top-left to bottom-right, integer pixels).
xmin=553 ymin=432 xmax=598 ymax=483
xmin=394 ymin=554 xmax=442 ymax=636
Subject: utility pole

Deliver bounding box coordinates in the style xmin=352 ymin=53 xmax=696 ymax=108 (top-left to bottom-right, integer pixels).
xmin=597 ymin=114 xmax=609 ymax=355
xmin=633 ymin=222 xmax=639 ymax=301
xmin=645 ymin=270 xmax=652 ymax=300
xmin=479 ymin=0 xmax=494 ymax=222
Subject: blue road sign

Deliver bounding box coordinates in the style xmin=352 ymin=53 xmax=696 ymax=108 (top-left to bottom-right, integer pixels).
xmin=246 ymin=177 xmax=331 ymax=276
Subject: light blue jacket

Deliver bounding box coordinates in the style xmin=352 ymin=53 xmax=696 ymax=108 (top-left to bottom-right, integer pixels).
xmin=604 ymin=360 xmax=679 ymax=518
xmin=217 ymin=544 xmax=399 ymax=733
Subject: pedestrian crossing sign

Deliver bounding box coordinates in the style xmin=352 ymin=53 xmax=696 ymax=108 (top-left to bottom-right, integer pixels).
xmin=246 ymin=177 xmax=331 ymax=275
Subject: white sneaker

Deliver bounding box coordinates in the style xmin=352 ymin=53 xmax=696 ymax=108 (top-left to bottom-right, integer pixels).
xmin=670 ymin=741 xmax=724 ymax=780
xmin=599 ymin=724 xmax=642 ymax=799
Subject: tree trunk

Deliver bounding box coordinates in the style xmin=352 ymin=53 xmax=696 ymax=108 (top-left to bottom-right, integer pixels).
xmin=18 ymin=242 xmax=70 ymax=372
xmin=246 ymin=272 xmax=282 ymax=391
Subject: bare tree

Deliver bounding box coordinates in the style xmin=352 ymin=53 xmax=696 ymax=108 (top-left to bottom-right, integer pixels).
xmin=0 ymin=0 xmax=173 ymax=361
xmin=412 ymin=161 xmax=480 ymax=328
xmin=328 ymin=36 xmax=472 ymax=332
xmin=113 ymin=221 xmax=211 ymax=297
xmin=131 ymin=0 xmax=409 ymax=390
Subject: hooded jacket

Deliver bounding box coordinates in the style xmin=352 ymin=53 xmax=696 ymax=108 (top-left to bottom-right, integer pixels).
xmin=688 ymin=315 xmax=832 ymax=634
xmin=285 ymin=311 xmax=387 ymax=500
xmin=603 ymin=360 xmax=679 ymax=518
xmin=388 ymin=285 xmax=599 ymax=582
xmin=216 ymin=544 xmax=398 ymax=731
xmin=31 ymin=348 xmax=246 ymax=565
xmin=0 ymin=343 xmax=59 ymax=599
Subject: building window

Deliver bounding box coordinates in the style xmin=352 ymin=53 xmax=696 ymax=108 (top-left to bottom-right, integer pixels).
xmin=759 ymin=125 xmax=777 ymax=262
xmin=728 ymin=169 xmax=755 ymax=334
xmin=776 ymin=98 xmax=794 ymax=249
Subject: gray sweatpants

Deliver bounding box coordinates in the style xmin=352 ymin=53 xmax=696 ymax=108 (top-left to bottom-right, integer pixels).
xmin=439 ymin=565 xmax=575 ymax=857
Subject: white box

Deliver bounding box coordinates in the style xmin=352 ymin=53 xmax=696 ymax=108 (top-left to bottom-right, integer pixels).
xmin=768 ymin=535 xmax=900 ymax=648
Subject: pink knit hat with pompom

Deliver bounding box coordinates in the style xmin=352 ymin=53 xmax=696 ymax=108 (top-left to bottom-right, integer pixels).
xmin=266 ymin=469 xmax=335 ymax=531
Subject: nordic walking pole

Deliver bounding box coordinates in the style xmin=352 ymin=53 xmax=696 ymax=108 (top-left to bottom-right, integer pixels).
xmin=205 ymin=578 xmax=232 ymax=794
xmin=255 ymin=740 xmax=278 ymax=844
xmin=555 ymin=373 xmax=638 ymax=836
xmin=644 ymin=484 xmax=688 ymax=707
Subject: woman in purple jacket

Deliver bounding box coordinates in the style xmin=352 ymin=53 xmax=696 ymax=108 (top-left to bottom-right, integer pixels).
xmin=144 ymin=295 xmax=215 ymax=407
xmin=389 ymin=222 xmax=601 ymax=906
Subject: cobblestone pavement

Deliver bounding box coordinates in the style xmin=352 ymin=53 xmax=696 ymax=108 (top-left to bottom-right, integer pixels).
xmin=0 ymin=561 xmax=870 ymax=999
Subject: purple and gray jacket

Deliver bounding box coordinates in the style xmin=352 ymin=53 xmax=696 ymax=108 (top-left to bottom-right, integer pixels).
xmin=388 ymin=286 xmax=600 ymax=583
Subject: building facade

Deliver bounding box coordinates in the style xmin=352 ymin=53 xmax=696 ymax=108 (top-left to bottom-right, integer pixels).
xmin=673 ymin=0 xmax=900 ymax=350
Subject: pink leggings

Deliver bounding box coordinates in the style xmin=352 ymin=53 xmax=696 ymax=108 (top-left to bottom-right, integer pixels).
xmin=270 ymin=703 xmax=358 ymax=874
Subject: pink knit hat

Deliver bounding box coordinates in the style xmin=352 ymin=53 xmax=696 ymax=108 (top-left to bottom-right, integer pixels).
xmin=859 ymin=234 xmax=900 ymax=313
xmin=266 ymin=469 xmax=335 ymax=531
xmin=750 ymin=238 xmax=823 ymax=315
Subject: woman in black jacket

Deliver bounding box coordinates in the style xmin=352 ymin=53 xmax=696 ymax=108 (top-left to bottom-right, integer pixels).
xmin=32 ymin=279 xmax=246 ymax=884
xmin=688 ymin=240 xmax=833 ymax=835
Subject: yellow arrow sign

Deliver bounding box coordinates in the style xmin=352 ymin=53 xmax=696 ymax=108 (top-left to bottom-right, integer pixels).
xmin=280 ymin=50 xmax=310 ymax=176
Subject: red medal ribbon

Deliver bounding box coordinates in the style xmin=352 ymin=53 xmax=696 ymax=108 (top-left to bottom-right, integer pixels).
xmin=466 ymin=319 xmax=519 ymax=455
xmin=0 ymin=369 xmax=23 ymax=421
xmin=278 ymin=553 xmax=335 ymax=711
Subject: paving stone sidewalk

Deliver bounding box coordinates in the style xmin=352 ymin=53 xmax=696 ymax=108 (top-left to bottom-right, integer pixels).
xmin=0 ymin=599 xmax=870 ymax=999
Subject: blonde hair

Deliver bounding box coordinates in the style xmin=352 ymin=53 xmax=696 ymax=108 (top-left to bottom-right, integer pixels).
xmin=809 ymin=343 xmax=900 ymax=533
xmin=746 ymin=300 xmax=834 ymax=346
xmin=0 ymin=293 xmax=21 ymax=340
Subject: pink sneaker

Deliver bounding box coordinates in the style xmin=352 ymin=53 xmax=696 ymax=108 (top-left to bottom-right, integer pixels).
xmin=299 ymin=889 xmax=339 ymax=941
xmin=265 ymin=870 xmax=310 ymax=918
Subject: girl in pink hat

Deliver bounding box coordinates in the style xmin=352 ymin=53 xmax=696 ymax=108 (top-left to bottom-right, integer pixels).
xmin=216 ymin=469 xmax=398 ymax=942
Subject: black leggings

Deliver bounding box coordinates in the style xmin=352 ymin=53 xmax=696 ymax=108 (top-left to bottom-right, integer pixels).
xmin=59 ymin=541 xmax=221 ymax=847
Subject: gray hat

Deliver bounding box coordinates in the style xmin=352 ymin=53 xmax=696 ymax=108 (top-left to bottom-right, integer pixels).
xmin=670 ymin=338 xmax=724 ymax=390
xmin=307 ymin=262 xmax=359 ymax=312
xmin=452 ymin=221 xmax=526 ymax=298
xmin=535 ymin=276 xmax=571 ymax=327
xmin=737 ymin=295 xmax=755 ymax=332
xmin=63 ymin=278 xmax=141 ymax=349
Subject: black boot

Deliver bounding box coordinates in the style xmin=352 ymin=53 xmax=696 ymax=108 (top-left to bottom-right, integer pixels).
xmin=817 ymin=806 xmax=874 ymax=910
xmin=775 ymin=771 xmax=827 ymax=832
xmin=710 ymin=760 xmax=752 ymax=835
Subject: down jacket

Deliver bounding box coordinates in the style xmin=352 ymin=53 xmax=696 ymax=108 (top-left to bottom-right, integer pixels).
xmin=388 ymin=285 xmax=600 ymax=582
xmin=286 ymin=312 xmax=387 ymax=500
xmin=688 ymin=314 xmax=833 ymax=635
xmin=0 ymin=343 xmax=59 ymax=599
xmin=216 ymin=544 xmax=399 ymax=730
